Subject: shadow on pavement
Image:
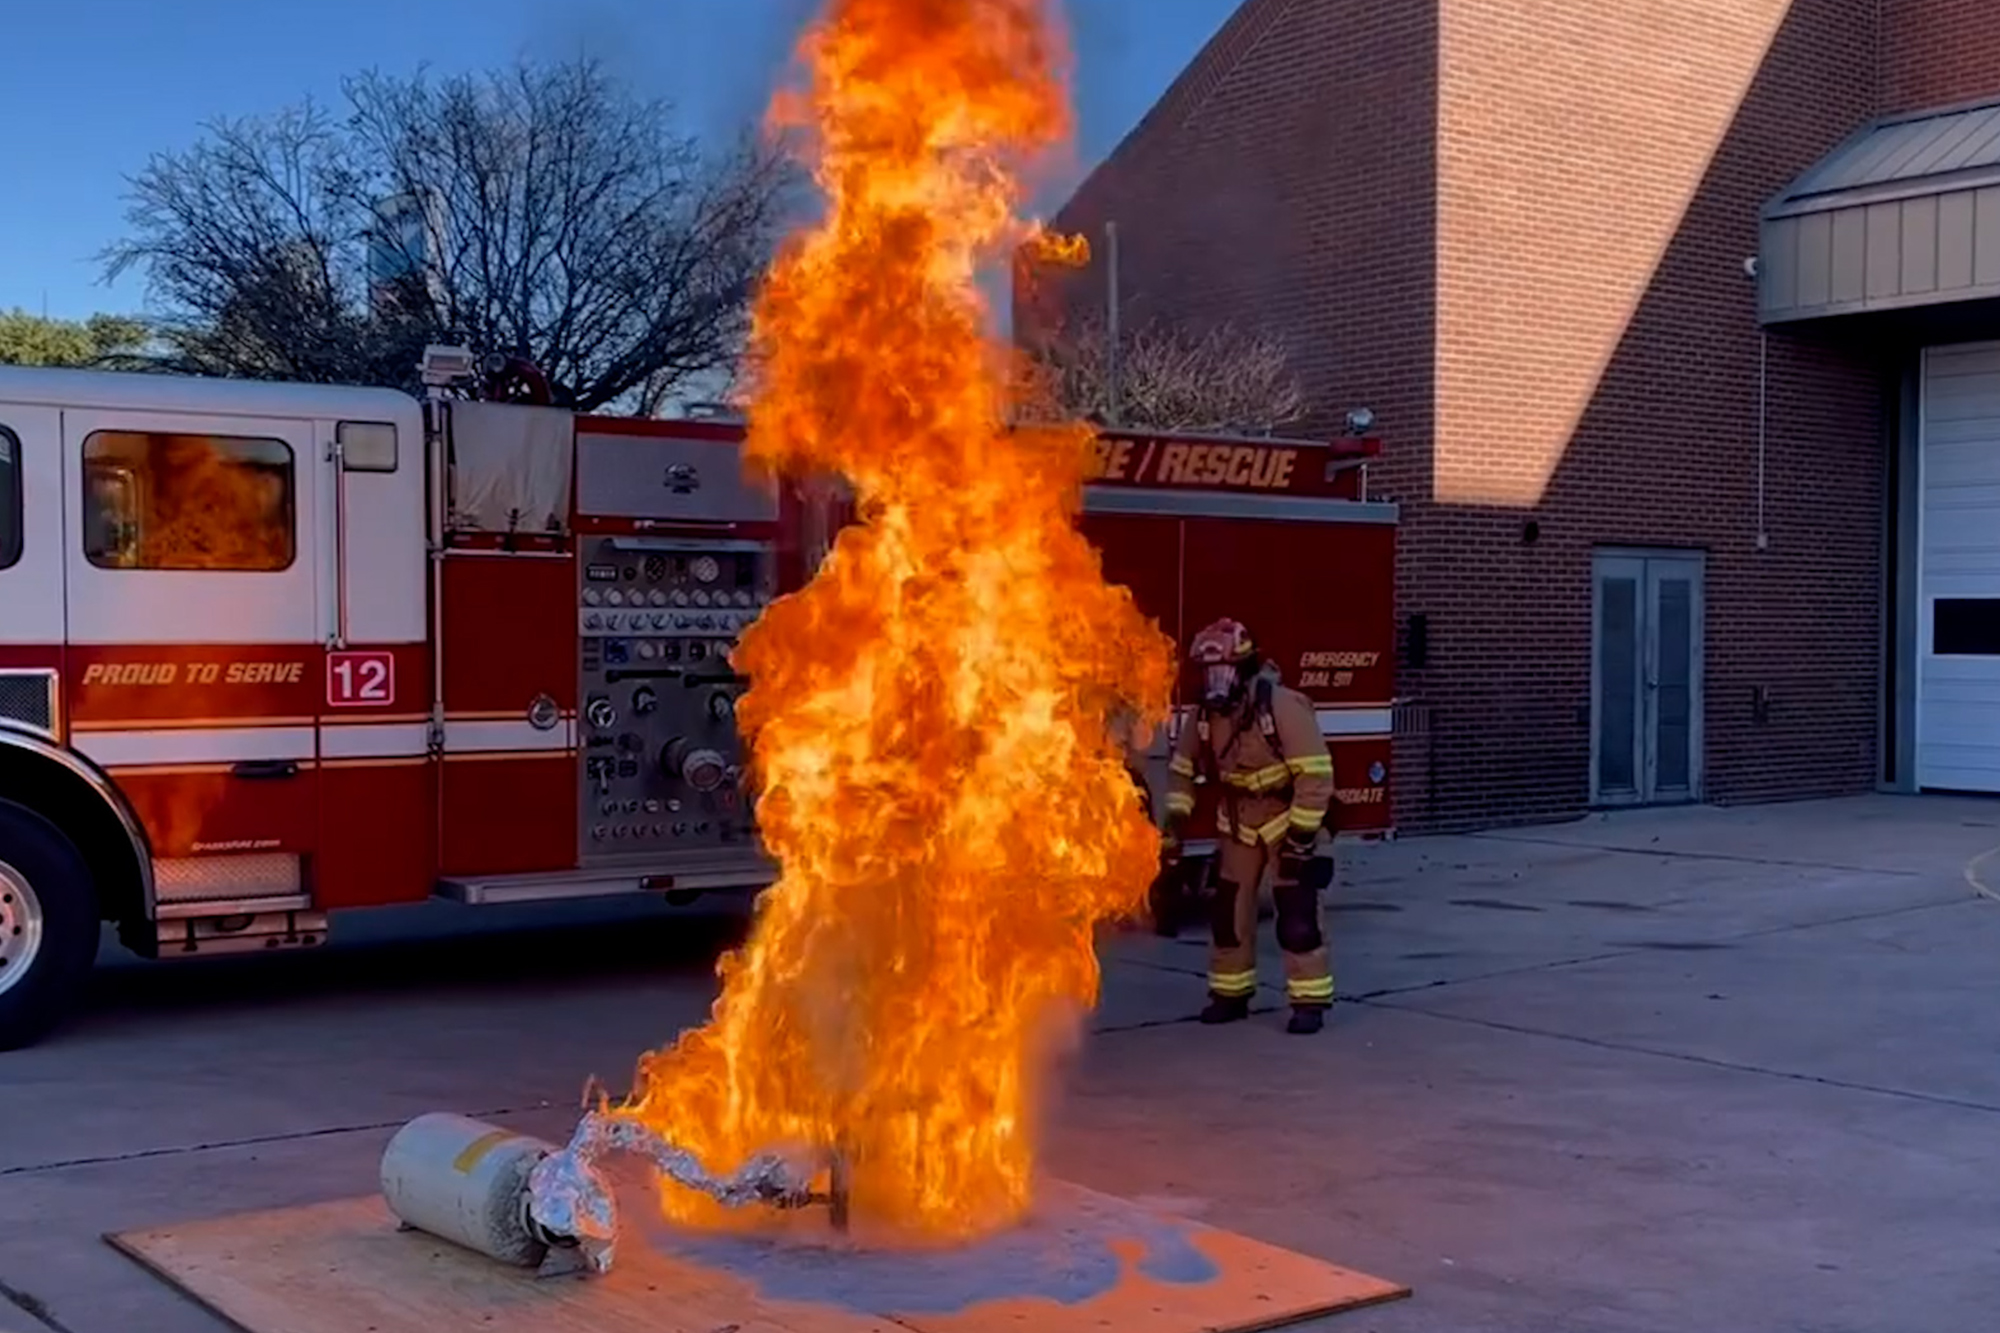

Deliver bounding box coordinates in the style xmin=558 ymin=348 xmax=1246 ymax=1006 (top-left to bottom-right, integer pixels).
xmin=81 ymin=896 xmax=756 ymax=1022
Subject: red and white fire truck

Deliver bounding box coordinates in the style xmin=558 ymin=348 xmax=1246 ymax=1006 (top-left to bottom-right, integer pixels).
xmin=0 ymin=346 xmax=1397 ymax=1048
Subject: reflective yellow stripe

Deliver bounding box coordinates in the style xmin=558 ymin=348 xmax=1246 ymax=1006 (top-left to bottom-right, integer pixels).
xmin=1287 ymin=804 xmax=1326 ymax=831
xmin=1286 ymin=753 xmax=1333 ymax=777
xmin=1215 ymin=812 xmax=1276 ymax=846
xmin=1287 ymin=976 xmax=1335 ymax=1000
xmin=1208 ymin=808 xmax=1256 ymax=840
xmin=1224 ymin=762 xmax=1291 ymax=793
xmin=1208 ymin=970 xmax=1258 ymax=996
xmin=1168 ymin=755 xmax=1196 ymax=778
xmin=1164 ymin=792 xmax=1195 ymax=816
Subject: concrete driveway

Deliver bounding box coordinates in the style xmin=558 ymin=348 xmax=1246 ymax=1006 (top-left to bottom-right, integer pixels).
xmin=2 ymin=793 xmax=1997 ymax=1333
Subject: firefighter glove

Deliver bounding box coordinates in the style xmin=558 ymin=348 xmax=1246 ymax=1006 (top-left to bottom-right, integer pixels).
xmin=1277 ymin=830 xmax=1316 ymax=881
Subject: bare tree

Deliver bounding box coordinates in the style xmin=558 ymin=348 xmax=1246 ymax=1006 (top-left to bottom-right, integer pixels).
xmin=1019 ymin=313 xmax=1307 ymax=435
xmin=104 ymin=58 xmax=795 ymax=411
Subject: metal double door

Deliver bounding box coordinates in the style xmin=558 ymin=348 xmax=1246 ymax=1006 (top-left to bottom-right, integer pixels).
xmin=1592 ymin=550 xmax=1704 ymax=806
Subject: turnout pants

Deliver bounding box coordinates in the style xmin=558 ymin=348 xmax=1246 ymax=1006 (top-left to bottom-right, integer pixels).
xmin=1207 ymin=838 xmax=1334 ymax=1009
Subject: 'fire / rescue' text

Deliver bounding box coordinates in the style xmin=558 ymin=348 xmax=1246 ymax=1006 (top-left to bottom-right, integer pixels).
xmin=1086 ymin=438 xmax=1299 ymax=490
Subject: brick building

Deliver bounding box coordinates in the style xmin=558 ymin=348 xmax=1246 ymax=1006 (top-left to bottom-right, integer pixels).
xmin=1032 ymin=0 xmax=2000 ymax=831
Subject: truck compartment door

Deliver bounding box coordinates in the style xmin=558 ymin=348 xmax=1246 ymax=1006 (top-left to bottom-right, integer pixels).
xmin=0 ymin=405 xmax=65 ymax=730
xmin=1179 ymin=515 xmax=1396 ymax=831
xmin=59 ymin=408 xmax=323 ymax=898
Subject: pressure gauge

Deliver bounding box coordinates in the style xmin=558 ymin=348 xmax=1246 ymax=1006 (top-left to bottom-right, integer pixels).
xmin=691 ymin=555 xmax=720 ymax=584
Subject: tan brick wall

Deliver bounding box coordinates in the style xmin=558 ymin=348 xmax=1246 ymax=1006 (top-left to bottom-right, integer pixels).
xmin=1037 ymin=0 xmax=2000 ymax=833
xmin=1407 ymin=0 xmax=1887 ymax=828
xmin=1434 ymin=1 xmax=1797 ymax=509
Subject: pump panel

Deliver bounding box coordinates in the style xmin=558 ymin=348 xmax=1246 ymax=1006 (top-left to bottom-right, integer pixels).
xmin=575 ymin=535 xmax=773 ymax=864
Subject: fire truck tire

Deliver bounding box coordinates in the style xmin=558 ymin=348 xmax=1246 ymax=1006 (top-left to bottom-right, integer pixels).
xmin=0 ymin=800 xmax=102 ymax=1052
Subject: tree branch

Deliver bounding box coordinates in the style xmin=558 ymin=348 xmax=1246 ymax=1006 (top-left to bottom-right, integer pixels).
xmin=1018 ymin=313 xmax=1307 ymax=435
xmin=103 ymin=55 xmax=798 ymax=410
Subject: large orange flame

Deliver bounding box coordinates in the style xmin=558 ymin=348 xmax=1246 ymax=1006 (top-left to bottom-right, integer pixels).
xmin=616 ymin=0 xmax=1175 ymax=1239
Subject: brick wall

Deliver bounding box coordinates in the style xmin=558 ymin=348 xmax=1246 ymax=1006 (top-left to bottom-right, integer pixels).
xmin=1031 ymin=0 xmax=1441 ymax=819
xmin=1039 ymin=0 xmax=1971 ymax=833
xmin=1408 ymin=0 xmax=1887 ymax=829
xmin=1039 ymin=0 xmax=1438 ymax=508
xmin=1881 ymin=0 xmax=2000 ymax=114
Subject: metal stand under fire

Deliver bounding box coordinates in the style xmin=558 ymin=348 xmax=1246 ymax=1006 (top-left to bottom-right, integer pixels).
xmin=379 ymin=1112 xmax=851 ymax=1277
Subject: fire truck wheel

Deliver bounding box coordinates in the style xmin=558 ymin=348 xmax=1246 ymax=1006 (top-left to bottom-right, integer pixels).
xmin=0 ymin=800 xmax=102 ymax=1052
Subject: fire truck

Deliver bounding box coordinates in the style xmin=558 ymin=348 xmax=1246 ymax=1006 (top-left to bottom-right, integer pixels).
xmin=0 ymin=346 xmax=1397 ymax=1049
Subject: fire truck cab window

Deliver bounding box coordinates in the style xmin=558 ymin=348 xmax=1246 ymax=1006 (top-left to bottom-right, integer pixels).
xmin=0 ymin=426 xmax=20 ymax=570
xmin=81 ymin=430 xmax=296 ymax=572
xmin=336 ymin=420 xmax=397 ymax=472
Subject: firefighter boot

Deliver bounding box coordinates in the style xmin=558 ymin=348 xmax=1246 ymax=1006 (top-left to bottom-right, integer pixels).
xmin=1272 ymin=876 xmax=1333 ymax=1035
xmin=1199 ymin=994 xmax=1252 ymax=1025
xmin=1202 ymin=870 xmax=1258 ymax=1024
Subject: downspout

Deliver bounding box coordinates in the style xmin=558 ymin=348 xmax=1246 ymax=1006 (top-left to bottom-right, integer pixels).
xmin=1757 ymin=330 xmax=1769 ymax=552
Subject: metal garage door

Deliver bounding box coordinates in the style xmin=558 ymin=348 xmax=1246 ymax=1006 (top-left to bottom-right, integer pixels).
xmin=1917 ymin=343 xmax=2000 ymax=792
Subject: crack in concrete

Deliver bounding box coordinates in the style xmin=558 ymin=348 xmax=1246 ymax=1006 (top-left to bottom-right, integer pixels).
xmin=0 ymin=1101 xmax=561 ymax=1181
xmin=1107 ymin=887 xmax=1976 ymax=1017
xmin=1464 ymin=830 xmax=1936 ymax=878
xmin=0 ymin=1276 xmax=71 ymax=1333
xmin=7 ymin=890 xmax=1976 ymax=1183
xmin=1352 ymin=889 xmax=1976 ymax=1000
xmin=1367 ymin=997 xmax=2000 ymax=1117
xmin=1091 ymin=887 xmax=1978 ymax=1047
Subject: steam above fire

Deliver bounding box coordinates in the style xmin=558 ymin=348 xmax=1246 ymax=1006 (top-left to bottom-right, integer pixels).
xmin=615 ymin=0 xmax=1175 ymax=1237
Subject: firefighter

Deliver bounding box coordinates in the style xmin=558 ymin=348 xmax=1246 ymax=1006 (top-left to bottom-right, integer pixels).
xmin=1160 ymin=618 xmax=1337 ymax=1034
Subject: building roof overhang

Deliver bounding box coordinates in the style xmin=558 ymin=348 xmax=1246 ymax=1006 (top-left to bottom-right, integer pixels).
xmin=1760 ymin=97 xmax=2000 ymax=326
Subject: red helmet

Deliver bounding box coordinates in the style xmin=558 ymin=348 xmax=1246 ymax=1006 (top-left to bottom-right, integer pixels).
xmin=1190 ymin=619 xmax=1257 ymax=706
xmin=1189 ymin=618 xmax=1257 ymax=665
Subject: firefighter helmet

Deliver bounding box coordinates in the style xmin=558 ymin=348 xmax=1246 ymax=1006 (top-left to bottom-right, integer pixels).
xmin=1189 ymin=618 xmax=1257 ymax=665
xmin=1189 ymin=618 xmax=1258 ymax=706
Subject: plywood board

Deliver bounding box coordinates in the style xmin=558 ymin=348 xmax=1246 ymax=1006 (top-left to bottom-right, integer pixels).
xmin=110 ymin=1180 xmax=1408 ymax=1333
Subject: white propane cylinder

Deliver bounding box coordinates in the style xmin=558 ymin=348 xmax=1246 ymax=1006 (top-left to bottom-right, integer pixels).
xmin=379 ymin=1113 xmax=558 ymax=1266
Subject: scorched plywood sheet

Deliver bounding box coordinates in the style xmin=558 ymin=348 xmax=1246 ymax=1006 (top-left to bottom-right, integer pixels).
xmin=109 ymin=1180 xmax=1407 ymax=1333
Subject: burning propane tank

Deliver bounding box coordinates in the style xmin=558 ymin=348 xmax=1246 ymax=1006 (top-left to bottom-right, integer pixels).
xmin=378 ymin=1111 xmax=850 ymax=1276
xmin=379 ymin=1114 xmax=581 ymax=1273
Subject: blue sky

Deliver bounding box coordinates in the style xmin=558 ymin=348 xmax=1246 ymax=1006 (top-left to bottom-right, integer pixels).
xmin=0 ymin=0 xmax=1236 ymax=321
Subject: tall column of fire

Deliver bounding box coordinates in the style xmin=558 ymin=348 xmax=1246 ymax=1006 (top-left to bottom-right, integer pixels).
xmin=614 ymin=0 xmax=1176 ymax=1236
